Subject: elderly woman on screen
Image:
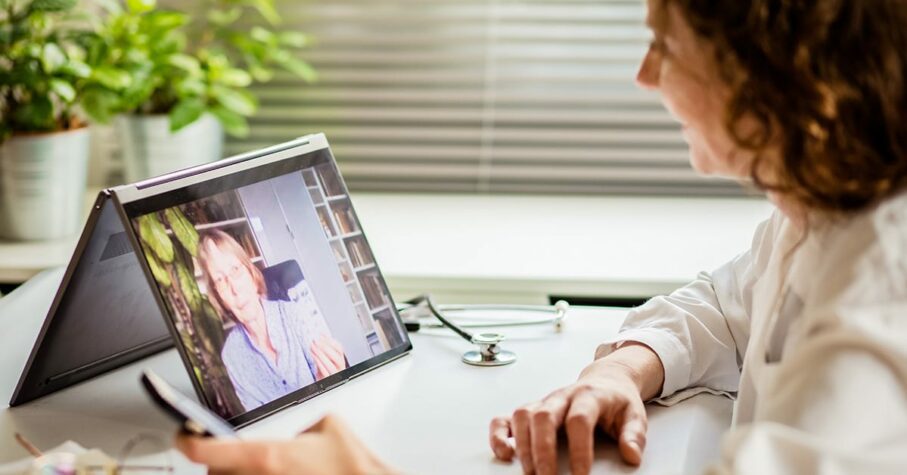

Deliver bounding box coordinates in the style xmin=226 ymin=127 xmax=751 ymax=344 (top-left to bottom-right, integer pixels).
xmin=197 ymin=229 xmax=348 ymax=411
xmin=177 ymin=0 xmax=907 ymax=473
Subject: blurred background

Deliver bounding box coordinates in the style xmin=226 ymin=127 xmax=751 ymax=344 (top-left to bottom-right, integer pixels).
xmin=0 ymin=0 xmax=769 ymax=303
xmin=83 ymin=0 xmax=739 ymax=196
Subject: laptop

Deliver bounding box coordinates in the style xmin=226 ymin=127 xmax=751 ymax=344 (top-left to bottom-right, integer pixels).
xmin=10 ymin=134 xmax=412 ymax=427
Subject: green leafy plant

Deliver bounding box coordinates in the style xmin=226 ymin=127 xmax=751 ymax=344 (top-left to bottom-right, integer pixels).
xmin=0 ymin=0 xmax=95 ymax=141
xmin=83 ymin=0 xmax=314 ymax=137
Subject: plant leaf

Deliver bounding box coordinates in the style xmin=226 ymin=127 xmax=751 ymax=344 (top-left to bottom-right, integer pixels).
xmin=249 ymin=64 xmax=273 ymax=82
xmin=164 ymin=207 xmax=199 ymax=256
xmin=59 ymin=59 xmax=91 ymax=78
xmin=250 ymin=27 xmax=276 ymax=46
xmin=220 ymin=68 xmax=252 ymax=87
xmin=176 ymin=261 xmax=201 ymax=313
xmin=13 ymin=96 xmax=54 ymax=131
xmin=169 ymin=98 xmax=205 ymax=132
xmin=126 ymin=0 xmax=156 ymax=14
xmin=138 ymin=213 xmax=175 ymax=263
xmin=147 ymin=10 xmax=186 ymax=29
xmin=41 ymin=43 xmax=66 ymax=73
xmin=207 ymin=8 xmax=241 ymax=27
xmin=80 ymin=87 xmax=121 ymax=123
xmin=277 ymin=32 xmax=308 ymax=48
xmin=250 ymin=0 xmax=280 ymax=24
xmin=50 ymin=78 xmax=76 ymax=102
xmin=30 ymin=0 xmax=77 ymax=12
xmin=168 ymin=53 xmax=201 ymax=74
xmin=176 ymin=78 xmax=205 ymax=96
xmin=211 ymin=85 xmax=257 ymax=116
xmin=210 ymin=105 xmax=249 ymax=138
xmin=272 ymin=52 xmax=317 ymax=82
xmin=92 ymin=67 xmax=131 ymax=89
xmin=144 ymin=248 xmax=172 ymax=287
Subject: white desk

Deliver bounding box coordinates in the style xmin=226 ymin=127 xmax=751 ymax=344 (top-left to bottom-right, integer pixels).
xmin=0 ymin=269 xmax=732 ymax=474
xmin=0 ymin=192 xmax=773 ymax=303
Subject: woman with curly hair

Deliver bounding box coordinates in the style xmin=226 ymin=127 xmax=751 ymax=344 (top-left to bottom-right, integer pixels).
xmin=489 ymin=1 xmax=907 ymax=473
xmin=176 ymin=0 xmax=907 ymax=473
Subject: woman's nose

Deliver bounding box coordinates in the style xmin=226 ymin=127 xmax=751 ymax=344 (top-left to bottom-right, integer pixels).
xmin=636 ymin=50 xmax=659 ymax=90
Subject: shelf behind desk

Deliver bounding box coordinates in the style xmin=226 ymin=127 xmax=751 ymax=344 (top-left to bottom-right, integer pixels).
xmin=0 ymin=192 xmax=773 ymax=304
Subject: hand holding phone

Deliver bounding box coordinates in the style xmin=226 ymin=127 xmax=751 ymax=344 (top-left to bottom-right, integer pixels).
xmin=140 ymin=369 xmax=238 ymax=438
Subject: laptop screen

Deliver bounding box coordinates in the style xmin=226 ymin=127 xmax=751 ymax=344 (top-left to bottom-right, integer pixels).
xmin=123 ymin=145 xmax=410 ymax=425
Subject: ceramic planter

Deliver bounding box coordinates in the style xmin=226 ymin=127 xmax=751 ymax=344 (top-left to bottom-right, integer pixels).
xmin=116 ymin=113 xmax=224 ymax=183
xmin=0 ymin=127 xmax=90 ymax=240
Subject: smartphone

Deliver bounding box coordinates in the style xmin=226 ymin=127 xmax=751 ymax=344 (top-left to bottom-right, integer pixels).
xmin=140 ymin=369 xmax=239 ymax=438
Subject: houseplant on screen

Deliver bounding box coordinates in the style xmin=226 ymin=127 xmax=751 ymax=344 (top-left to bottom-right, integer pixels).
xmin=83 ymin=0 xmax=315 ymax=182
xmin=0 ymin=0 xmax=97 ymax=240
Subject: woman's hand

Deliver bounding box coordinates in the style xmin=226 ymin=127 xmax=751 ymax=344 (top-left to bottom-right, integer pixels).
xmin=311 ymin=335 xmax=347 ymax=380
xmin=176 ymin=414 xmax=395 ymax=475
xmin=489 ymin=343 xmax=664 ymax=475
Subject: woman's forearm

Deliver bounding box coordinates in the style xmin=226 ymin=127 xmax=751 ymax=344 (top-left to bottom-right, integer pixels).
xmin=579 ymin=342 xmax=666 ymax=401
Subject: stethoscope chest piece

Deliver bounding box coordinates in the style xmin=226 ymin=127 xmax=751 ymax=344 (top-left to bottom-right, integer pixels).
xmin=462 ymin=332 xmax=517 ymax=367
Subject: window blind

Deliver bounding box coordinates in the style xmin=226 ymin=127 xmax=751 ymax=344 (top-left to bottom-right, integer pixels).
xmin=226 ymin=0 xmax=743 ymax=196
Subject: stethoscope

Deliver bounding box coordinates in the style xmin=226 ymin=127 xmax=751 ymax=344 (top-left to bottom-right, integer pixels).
xmin=398 ymin=295 xmax=569 ymax=367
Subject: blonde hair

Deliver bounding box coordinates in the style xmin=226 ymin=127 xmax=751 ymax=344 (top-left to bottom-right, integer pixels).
xmin=197 ymin=229 xmax=266 ymax=317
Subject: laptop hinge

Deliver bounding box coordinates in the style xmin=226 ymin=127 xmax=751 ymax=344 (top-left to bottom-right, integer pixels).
xmin=134 ymin=137 xmax=311 ymax=190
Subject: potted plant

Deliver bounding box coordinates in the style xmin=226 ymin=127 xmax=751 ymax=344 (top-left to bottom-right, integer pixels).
xmin=0 ymin=0 xmax=95 ymax=240
xmin=83 ymin=0 xmax=314 ymax=182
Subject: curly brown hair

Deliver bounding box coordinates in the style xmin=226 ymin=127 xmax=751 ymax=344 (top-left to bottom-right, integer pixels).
xmin=661 ymin=0 xmax=907 ymax=213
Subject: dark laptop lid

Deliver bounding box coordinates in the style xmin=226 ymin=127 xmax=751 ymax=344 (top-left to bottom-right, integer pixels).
xmin=10 ymin=194 xmax=172 ymax=406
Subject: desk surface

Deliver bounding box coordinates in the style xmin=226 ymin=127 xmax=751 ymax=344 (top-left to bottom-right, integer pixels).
xmin=0 ymin=192 xmax=773 ymax=303
xmin=0 ymin=268 xmax=732 ymax=474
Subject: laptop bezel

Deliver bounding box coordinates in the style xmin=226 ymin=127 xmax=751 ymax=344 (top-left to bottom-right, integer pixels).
xmin=111 ymin=133 xmax=413 ymax=427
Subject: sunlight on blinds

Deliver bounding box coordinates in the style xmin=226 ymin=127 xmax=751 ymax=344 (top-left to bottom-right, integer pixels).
xmin=227 ymin=0 xmax=742 ymax=195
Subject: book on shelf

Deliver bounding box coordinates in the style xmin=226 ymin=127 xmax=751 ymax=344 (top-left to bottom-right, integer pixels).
xmin=332 ymin=206 xmax=354 ymax=234
xmin=330 ymin=241 xmax=346 ymax=261
xmin=339 ymin=261 xmax=353 ymax=281
xmin=346 ymin=239 xmax=372 ymax=267
xmin=308 ymin=186 xmax=324 ymax=205
xmin=346 ymin=281 xmax=364 ymax=304
xmin=302 ymin=169 xmax=318 ymax=187
xmin=359 ymin=271 xmax=386 ymax=309
xmin=316 ymin=164 xmax=345 ymax=196
xmin=317 ymin=208 xmax=335 ymax=237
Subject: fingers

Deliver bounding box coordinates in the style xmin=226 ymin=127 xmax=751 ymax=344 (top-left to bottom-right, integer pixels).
xmin=511 ymin=405 xmax=535 ymax=474
xmin=311 ymin=345 xmax=330 ymax=380
xmin=320 ymin=337 xmax=347 ymax=369
xmin=508 ymin=390 xmax=571 ymax=475
xmin=311 ymin=338 xmax=346 ymax=379
xmin=175 ymin=434 xmax=273 ymax=473
xmin=530 ymin=394 xmax=570 ymax=475
xmin=489 ymin=416 xmax=515 ymax=461
xmin=301 ymin=413 xmax=344 ymax=435
xmin=617 ymin=402 xmax=648 ymax=466
xmin=563 ymin=391 xmax=601 ymax=475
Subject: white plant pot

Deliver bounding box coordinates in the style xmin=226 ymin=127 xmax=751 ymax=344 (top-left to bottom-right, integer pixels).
xmin=0 ymin=127 xmax=90 ymax=241
xmin=116 ymin=113 xmax=224 ymax=183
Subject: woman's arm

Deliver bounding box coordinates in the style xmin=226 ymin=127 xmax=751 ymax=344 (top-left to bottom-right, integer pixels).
xmin=489 ymin=211 xmax=781 ymax=474
xmin=601 ymin=211 xmax=782 ymax=399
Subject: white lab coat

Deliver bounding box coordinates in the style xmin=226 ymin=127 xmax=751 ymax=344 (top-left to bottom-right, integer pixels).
xmin=598 ymin=191 xmax=907 ymax=474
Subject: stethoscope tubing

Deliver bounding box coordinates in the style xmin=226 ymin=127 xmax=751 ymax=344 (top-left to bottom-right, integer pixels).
xmin=398 ymin=301 xmax=569 ymax=329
